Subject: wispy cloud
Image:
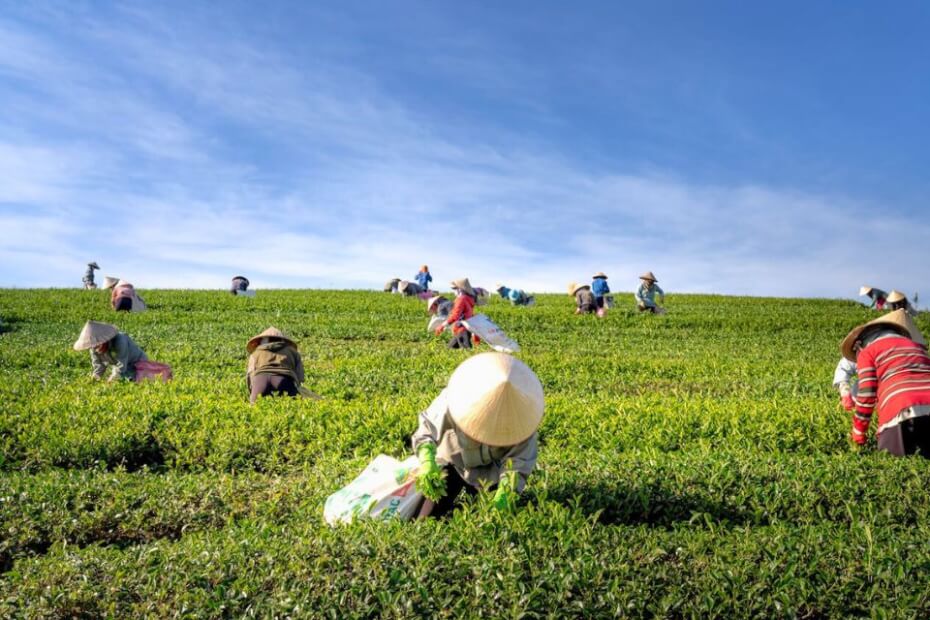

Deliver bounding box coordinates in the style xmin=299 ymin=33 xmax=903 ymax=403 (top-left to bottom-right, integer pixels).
xmin=0 ymin=4 xmax=927 ymax=301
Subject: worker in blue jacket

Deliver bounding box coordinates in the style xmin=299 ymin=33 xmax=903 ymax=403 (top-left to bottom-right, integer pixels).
xmin=591 ymin=272 xmax=610 ymax=310
xmin=415 ymin=265 xmax=433 ymax=292
xmin=495 ymin=284 xmax=534 ymax=307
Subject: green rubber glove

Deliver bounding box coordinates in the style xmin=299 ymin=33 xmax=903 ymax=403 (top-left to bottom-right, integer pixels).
xmin=416 ymin=443 xmax=446 ymax=502
xmin=492 ymin=469 xmax=519 ymax=512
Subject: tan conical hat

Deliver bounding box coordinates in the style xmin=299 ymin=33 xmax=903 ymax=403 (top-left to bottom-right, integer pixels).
xmin=569 ymin=282 xmax=590 ymax=296
xmin=450 ymin=278 xmax=476 ymax=297
xmin=840 ymin=309 xmax=927 ymax=361
xmin=247 ymin=327 xmax=297 ymax=353
xmin=101 ymin=276 xmax=119 ymax=289
xmin=592 ymin=272 xmax=608 ymax=279
xmin=859 ymin=286 xmax=873 ymax=297
xmin=640 ymin=271 xmax=658 ymax=282
xmin=886 ymin=290 xmax=907 ymax=304
xmin=73 ymin=320 xmax=118 ymax=351
xmin=446 ymin=352 xmax=544 ymax=447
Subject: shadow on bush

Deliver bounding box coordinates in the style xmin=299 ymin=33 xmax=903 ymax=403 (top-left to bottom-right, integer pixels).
xmin=530 ymin=479 xmax=752 ymax=527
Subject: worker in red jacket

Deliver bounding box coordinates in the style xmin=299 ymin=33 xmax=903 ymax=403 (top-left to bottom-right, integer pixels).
xmin=436 ymin=278 xmax=481 ymax=349
xmin=840 ymin=309 xmax=930 ymax=456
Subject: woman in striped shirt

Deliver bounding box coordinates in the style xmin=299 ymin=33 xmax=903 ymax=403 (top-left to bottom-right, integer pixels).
xmin=841 ymin=309 xmax=930 ymax=456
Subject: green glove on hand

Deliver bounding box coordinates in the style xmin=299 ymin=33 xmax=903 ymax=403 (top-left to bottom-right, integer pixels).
xmin=416 ymin=443 xmax=446 ymax=502
xmin=492 ymin=469 xmax=519 ymax=512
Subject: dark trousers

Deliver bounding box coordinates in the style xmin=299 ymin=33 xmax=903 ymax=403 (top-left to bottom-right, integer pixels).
xmin=877 ymin=416 xmax=930 ymax=457
xmin=249 ymin=374 xmax=298 ymax=404
xmin=428 ymin=467 xmax=479 ymax=518
xmin=114 ymin=296 xmax=132 ymax=311
xmin=595 ymin=296 xmax=605 ymax=309
xmin=448 ymin=330 xmax=473 ymax=349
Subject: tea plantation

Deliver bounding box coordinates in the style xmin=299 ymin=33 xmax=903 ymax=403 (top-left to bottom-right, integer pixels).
xmin=2 ymin=288 xmax=929 ymax=618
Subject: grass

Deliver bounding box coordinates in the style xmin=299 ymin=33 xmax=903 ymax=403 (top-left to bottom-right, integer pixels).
xmin=1 ymin=288 xmax=928 ymax=618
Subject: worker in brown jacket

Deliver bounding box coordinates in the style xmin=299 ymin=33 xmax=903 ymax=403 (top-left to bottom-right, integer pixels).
xmin=246 ymin=327 xmax=319 ymax=404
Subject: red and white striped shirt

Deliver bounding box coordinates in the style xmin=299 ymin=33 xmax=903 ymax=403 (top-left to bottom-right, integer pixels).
xmin=852 ymin=334 xmax=930 ymax=443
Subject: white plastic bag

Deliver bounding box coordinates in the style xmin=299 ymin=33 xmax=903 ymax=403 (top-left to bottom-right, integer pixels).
xmin=324 ymin=454 xmax=423 ymax=525
xmin=461 ymin=313 xmax=520 ymax=353
xmin=427 ymin=316 xmax=444 ymax=333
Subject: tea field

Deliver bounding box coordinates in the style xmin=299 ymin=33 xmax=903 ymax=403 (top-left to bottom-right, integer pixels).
xmin=1 ymin=288 xmax=929 ymax=618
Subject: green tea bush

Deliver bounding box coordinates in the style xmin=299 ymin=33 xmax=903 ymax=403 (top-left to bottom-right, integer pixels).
xmin=1 ymin=288 xmax=929 ymax=617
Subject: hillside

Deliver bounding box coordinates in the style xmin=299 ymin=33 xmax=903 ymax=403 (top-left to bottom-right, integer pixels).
xmin=1 ymin=289 xmax=929 ymax=618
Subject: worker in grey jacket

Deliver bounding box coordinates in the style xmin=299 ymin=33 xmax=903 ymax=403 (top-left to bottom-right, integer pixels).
xmin=82 ymin=262 xmax=100 ymax=289
xmin=73 ymin=320 xmax=148 ymax=382
xmin=635 ymin=271 xmax=665 ymax=313
xmin=412 ymin=352 xmax=544 ymax=517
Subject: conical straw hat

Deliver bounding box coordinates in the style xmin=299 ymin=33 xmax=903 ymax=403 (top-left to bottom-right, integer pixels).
xmin=640 ymin=271 xmax=658 ymax=282
xmin=592 ymin=272 xmax=608 ymax=279
xmin=446 ymin=352 xmax=544 ymax=447
xmin=426 ymin=296 xmax=444 ymax=311
xmin=886 ymin=290 xmax=906 ymax=303
xmin=840 ymin=309 xmax=926 ymax=361
xmin=88 ymin=262 xmax=100 ymax=269
xmin=859 ymin=286 xmax=873 ymax=297
xmin=102 ymin=276 xmax=119 ymax=289
xmin=450 ymin=278 xmax=476 ymax=297
xmin=73 ymin=320 xmax=118 ymax=351
xmin=569 ymin=283 xmax=590 ymax=296
xmin=115 ymin=279 xmax=132 ymax=289
xmin=247 ymin=327 xmax=297 ymax=353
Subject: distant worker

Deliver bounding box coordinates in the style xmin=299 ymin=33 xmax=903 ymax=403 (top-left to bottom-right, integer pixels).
xmin=82 ymin=262 xmax=100 ymax=289
xmin=413 ymin=352 xmax=543 ymax=517
xmin=398 ymin=280 xmax=423 ymax=297
xmin=110 ymin=280 xmax=146 ymax=312
xmin=591 ymin=272 xmax=610 ymax=310
xmin=415 ymin=265 xmax=433 ymax=292
xmin=427 ymin=295 xmax=453 ymax=333
xmin=230 ymin=275 xmax=251 ymax=296
xmin=495 ymin=284 xmax=534 ymax=307
xmin=886 ymin=290 xmax=917 ymax=317
xmin=246 ymin=327 xmax=319 ymax=404
xmin=73 ymin=320 xmax=147 ymax=382
xmin=833 ymin=357 xmax=858 ymax=411
xmin=859 ymin=286 xmax=887 ymax=310
xmin=841 ymin=309 xmax=930 ymax=456
xmin=384 ymin=278 xmax=401 ymax=293
xmin=436 ymin=278 xmax=480 ymax=348
xmin=569 ymin=282 xmax=596 ymax=315
xmin=635 ymin=271 xmax=665 ymax=314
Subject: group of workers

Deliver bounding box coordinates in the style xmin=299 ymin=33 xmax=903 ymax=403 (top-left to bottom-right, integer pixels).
xmin=859 ymin=285 xmax=918 ymax=315
xmin=569 ymin=271 xmax=665 ymax=316
xmin=68 ymin=261 xmax=928 ymax=519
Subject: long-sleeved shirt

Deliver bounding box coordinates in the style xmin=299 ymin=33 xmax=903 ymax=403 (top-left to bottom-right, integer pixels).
xmin=833 ymin=358 xmax=858 ymax=396
xmin=635 ymin=282 xmax=664 ymax=307
xmin=575 ymin=288 xmax=596 ymax=313
xmin=432 ymin=298 xmax=453 ymax=319
xmin=82 ymin=265 xmax=98 ymax=284
xmin=866 ymin=289 xmax=888 ymax=309
xmin=498 ymin=286 xmax=528 ymax=306
xmin=592 ymin=278 xmax=610 ymax=297
xmin=852 ymin=331 xmax=930 ymax=441
xmin=444 ymin=294 xmax=476 ymax=334
xmin=411 ymin=388 xmax=538 ymax=492
xmin=415 ymin=271 xmax=432 ymax=290
xmin=246 ymin=341 xmax=305 ymax=383
xmin=90 ymin=333 xmax=148 ymax=381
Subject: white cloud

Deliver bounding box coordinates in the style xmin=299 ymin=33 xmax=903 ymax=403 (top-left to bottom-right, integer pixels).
xmin=0 ymin=6 xmax=927 ymax=302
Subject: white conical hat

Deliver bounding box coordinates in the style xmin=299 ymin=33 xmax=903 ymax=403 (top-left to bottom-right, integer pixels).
xmin=446 ymin=352 xmax=544 ymax=447
xmin=426 ymin=296 xmax=445 ymax=312
xmin=101 ymin=276 xmax=119 ymax=289
xmin=840 ymin=309 xmax=927 ymax=361
xmin=247 ymin=327 xmax=297 ymax=353
xmin=886 ymin=290 xmax=907 ymax=303
xmin=859 ymin=285 xmax=873 ymax=297
xmin=450 ymin=278 xmax=476 ymax=297
xmin=73 ymin=320 xmax=118 ymax=350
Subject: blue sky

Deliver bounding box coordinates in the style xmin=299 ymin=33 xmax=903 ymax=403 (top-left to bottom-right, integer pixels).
xmin=1 ymin=1 xmax=928 ymax=299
